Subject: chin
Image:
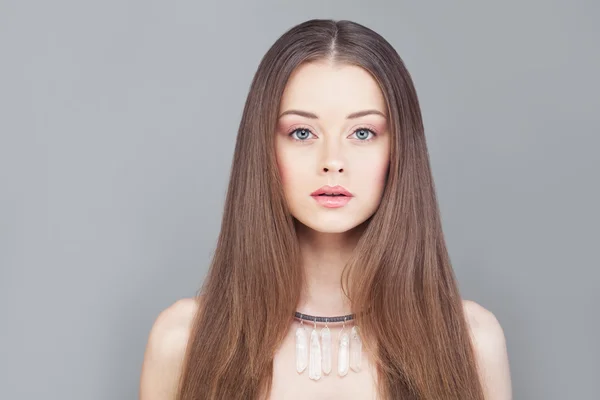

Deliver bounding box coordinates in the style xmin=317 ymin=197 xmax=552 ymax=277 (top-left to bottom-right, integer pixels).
xmin=293 ymin=213 xmax=372 ymax=234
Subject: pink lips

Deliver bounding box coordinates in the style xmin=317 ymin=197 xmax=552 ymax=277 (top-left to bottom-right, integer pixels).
xmin=310 ymin=185 xmax=353 ymax=208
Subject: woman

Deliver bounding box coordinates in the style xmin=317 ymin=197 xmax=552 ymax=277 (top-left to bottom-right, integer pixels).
xmin=139 ymin=19 xmax=512 ymax=399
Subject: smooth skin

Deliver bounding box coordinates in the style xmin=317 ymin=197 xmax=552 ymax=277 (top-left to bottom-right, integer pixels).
xmin=139 ymin=61 xmax=512 ymax=399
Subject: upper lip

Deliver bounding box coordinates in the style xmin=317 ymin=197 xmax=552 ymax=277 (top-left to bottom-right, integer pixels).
xmin=311 ymin=185 xmax=353 ymax=196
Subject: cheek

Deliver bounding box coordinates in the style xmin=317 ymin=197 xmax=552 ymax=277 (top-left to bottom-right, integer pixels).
xmin=275 ymin=146 xmax=303 ymax=188
xmin=355 ymin=151 xmax=390 ymax=195
xmin=276 ymin=154 xmax=310 ymax=211
xmin=371 ymin=141 xmax=391 ymax=185
xmin=275 ymin=149 xmax=290 ymax=185
xmin=375 ymin=156 xmax=390 ymax=183
xmin=370 ymin=161 xmax=390 ymax=188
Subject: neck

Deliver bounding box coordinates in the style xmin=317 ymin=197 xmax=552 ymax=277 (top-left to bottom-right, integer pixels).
xmin=294 ymin=219 xmax=365 ymax=317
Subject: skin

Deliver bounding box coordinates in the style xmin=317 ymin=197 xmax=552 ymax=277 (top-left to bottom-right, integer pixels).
xmin=275 ymin=60 xmax=391 ymax=319
xmin=138 ymin=61 xmax=512 ymax=399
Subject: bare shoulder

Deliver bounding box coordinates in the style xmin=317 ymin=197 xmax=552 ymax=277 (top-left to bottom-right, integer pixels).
xmin=462 ymin=299 xmax=513 ymax=400
xmin=139 ymin=297 xmax=202 ymax=400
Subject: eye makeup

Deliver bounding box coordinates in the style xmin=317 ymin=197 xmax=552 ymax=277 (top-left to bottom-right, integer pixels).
xmin=282 ymin=122 xmax=384 ymax=143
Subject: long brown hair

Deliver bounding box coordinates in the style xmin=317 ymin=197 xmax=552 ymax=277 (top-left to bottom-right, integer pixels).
xmin=176 ymin=19 xmax=485 ymax=400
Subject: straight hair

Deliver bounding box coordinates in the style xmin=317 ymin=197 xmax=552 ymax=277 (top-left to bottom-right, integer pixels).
xmin=176 ymin=19 xmax=485 ymax=400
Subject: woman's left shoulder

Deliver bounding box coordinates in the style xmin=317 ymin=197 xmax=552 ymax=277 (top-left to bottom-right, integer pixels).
xmin=462 ymin=299 xmax=499 ymax=333
xmin=461 ymin=299 xmax=513 ymax=399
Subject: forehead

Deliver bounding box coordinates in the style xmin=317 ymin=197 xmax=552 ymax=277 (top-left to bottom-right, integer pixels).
xmin=279 ymin=61 xmax=386 ymax=116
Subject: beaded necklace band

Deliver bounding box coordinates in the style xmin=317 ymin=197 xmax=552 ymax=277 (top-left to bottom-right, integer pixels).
xmin=294 ymin=311 xmax=355 ymax=323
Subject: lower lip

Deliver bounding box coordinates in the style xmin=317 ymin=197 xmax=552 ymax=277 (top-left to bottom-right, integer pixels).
xmin=311 ymin=195 xmax=352 ymax=208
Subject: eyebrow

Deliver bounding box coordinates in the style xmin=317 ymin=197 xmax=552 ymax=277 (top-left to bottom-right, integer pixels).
xmin=278 ymin=109 xmax=387 ymax=120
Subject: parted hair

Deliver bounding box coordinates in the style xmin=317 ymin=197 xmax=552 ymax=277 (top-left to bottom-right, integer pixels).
xmin=176 ymin=19 xmax=485 ymax=400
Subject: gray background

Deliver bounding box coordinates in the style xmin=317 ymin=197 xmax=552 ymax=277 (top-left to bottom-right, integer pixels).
xmin=1 ymin=0 xmax=598 ymax=399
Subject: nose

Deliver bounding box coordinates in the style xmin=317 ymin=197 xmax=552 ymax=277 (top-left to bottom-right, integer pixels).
xmin=322 ymin=163 xmax=344 ymax=173
xmin=320 ymin=139 xmax=344 ymax=174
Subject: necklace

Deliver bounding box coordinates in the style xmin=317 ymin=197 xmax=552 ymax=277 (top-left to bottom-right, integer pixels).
xmin=293 ymin=311 xmax=362 ymax=380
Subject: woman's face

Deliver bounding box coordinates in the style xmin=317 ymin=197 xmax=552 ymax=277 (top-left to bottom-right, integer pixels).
xmin=275 ymin=60 xmax=391 ymax=233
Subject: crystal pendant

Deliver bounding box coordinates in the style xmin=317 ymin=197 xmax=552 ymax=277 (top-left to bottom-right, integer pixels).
xmin=337 ymin=330 xmax=350 ymax=376
xmin=295 ymin=325 xmax=308 ymax=373
xmin=350 ymin=325 xmax=362 ymax=372
xmin=308 ymin=328 xmax=322 ymax=380
xmin=320 ymin=325 xmax=332 ymax=375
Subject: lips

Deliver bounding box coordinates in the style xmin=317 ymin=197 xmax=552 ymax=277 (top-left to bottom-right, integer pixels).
xmin=310 ymin=185 xmax=353 ymax=208
xmin=310 ymin=185 xmax=353 ymax=197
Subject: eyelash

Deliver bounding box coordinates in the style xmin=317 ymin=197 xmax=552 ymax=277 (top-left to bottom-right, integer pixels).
xmin=287 ymin=126 xmax=377 ymax=143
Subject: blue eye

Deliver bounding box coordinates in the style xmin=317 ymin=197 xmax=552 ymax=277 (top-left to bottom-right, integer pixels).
xmin=351 ymin=128 xmax=376 ymax=141
xmin=288 ymin=127 xmax=376 ymax=142
xmin=289 ymin=128 xmax=314 ymax=141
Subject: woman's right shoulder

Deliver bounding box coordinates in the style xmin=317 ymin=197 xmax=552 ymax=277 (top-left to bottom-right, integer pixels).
xmin=139 ymin=296 xmax=204 ymax=399
xmin=155 ymin=297 xmax=202 ymax=332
